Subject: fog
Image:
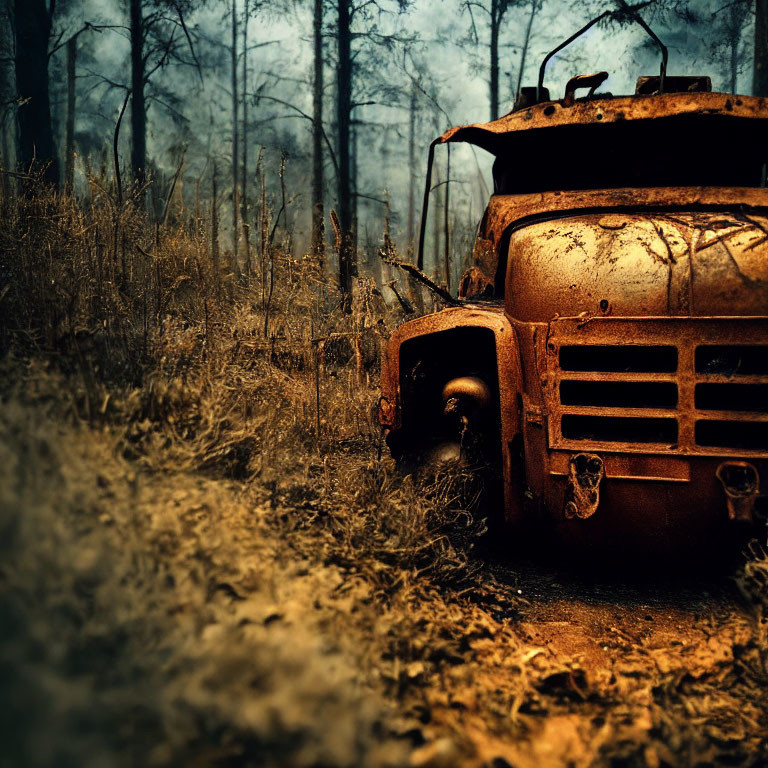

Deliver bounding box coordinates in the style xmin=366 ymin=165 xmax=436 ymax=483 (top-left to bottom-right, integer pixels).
xmin=3 ymin=0 xmax=756 ymax=281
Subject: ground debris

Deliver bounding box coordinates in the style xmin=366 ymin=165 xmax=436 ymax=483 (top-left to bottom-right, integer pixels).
xmin=2 ymin=236 xmax=768 ymax=767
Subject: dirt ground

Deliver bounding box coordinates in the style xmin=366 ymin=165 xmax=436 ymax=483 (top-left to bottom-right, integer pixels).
xmin=431 ymin=561 xmax=768 ymax=768
xmin=3 ymin=377 xmax=768 ymax=768
xmin=1 ymin=192 xmax=766 ymax=766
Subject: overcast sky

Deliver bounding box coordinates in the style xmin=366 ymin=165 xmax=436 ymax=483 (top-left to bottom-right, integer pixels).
xmin=56 ymin=0 xmax=754 ymax=262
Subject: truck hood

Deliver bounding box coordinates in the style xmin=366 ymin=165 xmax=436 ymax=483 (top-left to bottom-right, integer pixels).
xmin=505 ymin=211 xmax=768 ymax=320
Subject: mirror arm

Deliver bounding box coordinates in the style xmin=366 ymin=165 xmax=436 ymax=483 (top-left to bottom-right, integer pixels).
xmin=417 ymin=139 xmax=439 ymax=271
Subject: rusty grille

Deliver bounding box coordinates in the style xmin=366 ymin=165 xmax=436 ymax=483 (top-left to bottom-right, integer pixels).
xmin=556 ymin=344 xmax=679 ymax=446
xmin=693 ymin=344 xmax=768 ymax=451
xmin=546 ymin=320 xmax=768 ymax=457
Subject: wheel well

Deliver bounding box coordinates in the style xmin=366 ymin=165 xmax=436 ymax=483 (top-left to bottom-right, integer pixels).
xmin=392 ymin=326 xmax=500 ymax=458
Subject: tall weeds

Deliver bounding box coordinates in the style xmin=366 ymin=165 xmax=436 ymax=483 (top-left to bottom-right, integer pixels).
xmin=0 ymin=180 xmax=392 ymax=471
xmin=0 ymin=180 xmax=491 ymax=766
xmin=4 ymin=180 xmax=768 ymax=768
xmin=0 ymin=175 xmax=489 ymax=589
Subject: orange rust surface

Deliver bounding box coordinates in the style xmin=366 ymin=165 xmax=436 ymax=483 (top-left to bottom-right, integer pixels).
xmin=541 ymin=317 xmax=768 ymax=458
xmin=481 ymin=186 xmax=768 ymax=251
xmin=440 ymin=92 xmax=768 ymax=151
xmin=379 ymin=305 xmax=511 ymax=432
xmin=382 ymin=88 xmax=768 ymax=551
xmin=379 ymin=305 xmax=526 ymax=525
xmin=506 ymin=212 xmax=768 ymax=320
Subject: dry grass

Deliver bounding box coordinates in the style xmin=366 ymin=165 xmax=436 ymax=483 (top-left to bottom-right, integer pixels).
xmin=0 ymin=186 xmax=492 ymax=766
xmin=0 ymin=399 xmax=408 ymax=768
xmin=2 ymin=187 xmax=768 ymax=767
xmin=736 ymin=540 xmax=768 ymax=679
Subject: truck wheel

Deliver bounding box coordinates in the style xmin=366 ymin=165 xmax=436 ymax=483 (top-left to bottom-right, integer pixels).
xmin=388 ymin=372 xmax=501 ymax=533
xmin=402 ymin=434 xmax=495 ymax=534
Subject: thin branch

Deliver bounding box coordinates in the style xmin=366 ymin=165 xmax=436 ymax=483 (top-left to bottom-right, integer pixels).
xmin=143 ymin=29 xmax=177 ymax=82
xmin=172 ymin=4 xmax=203 ymax=83
xmin=161 ymin=149 xmax=186 ymax=227
xmin=354 ymin=192 xmax=388 ymax=204
xmin=254 ymin=94 xmax=339 ymax=178
xmin=83 ymin=71 xmax=130 ymax=93
xmin=430 ymin=179 xmax=467 ymax=191
xmin=114 ymin=89 xmax=132 ymax=207
xmin=49 ymin=28 xmax=65 ymax=55
xmin=146 ymin=94 xmax=190 ymax=124
xmin=379 ymin=251 xmax=459 ymax=306
xmin=48 ymin=22 xmax=118 ymax=58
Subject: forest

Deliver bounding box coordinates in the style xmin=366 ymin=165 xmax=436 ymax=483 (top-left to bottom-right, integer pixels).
xmin=3 ymin=0 xmax=767 ymax=293
xmin=2 ymin=0 xmax=768 ymax=766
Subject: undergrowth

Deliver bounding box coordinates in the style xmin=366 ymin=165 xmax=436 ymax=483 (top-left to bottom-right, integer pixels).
xmin=2 ymin=185 xmax=768 ymax=767
xmin=0 ymin=185 xmax=496 ymax=767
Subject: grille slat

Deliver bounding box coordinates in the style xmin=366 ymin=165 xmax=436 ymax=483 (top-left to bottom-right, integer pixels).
xmin=560 ymin=380 xmax=678 ymax=409
xmin=555 ymin=339 xmax=768 ymax=453
xmin=549 ymin=320 xmax=768 ymax=456
xmin=562 ymin=415 xmax=678 ymax=444
xmin=693 ymin=345 xmax=768 ymax=451
xmin=557 ymin=344 xmax=679 ymax=445
xmin=560 ymin=406 xmax=680 ymax=419
xmin=560 ymin=345 xmax=678 ymax=373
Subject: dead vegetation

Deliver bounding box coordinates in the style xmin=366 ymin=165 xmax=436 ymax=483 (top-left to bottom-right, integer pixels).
xmin=2 ymin=187 xmax=768 ymax=767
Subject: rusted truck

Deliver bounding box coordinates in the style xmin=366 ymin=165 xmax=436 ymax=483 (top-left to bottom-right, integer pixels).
xmin=378 ymin=19 xmax=768 ymax=558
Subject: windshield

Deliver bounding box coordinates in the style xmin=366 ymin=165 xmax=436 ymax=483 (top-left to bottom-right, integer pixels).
xmin=491 ymin=116 xmax=768 ymax=194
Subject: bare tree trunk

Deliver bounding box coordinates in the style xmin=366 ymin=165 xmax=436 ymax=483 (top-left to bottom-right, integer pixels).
xmin=432 ymin=163 xmax=440 ymax=279
xmin=260 ymin=159 xmax=267 ymax=306
xmin=241 ymin=0 xmax=251 ymax=276
xmin=130 ymin=0 xmax=146 ymax=188
xmin=0 ymin=114 xmax=9 ymax=198
xmin=489 ymin=0 xmax=500 ymax=121
xmin=211 ymin=160 xmax=221 ymax=298
xmin=193 ymin=176 xmax=201 ymax=236
xmin=231 ymin=0 xmax=240 ymax=271
xmin=311 ymin=0 xmax=325 ymax=263
xmin=336 ymin=0 xmax=353 ymax=308
xmin=14 ymin=0 xmax=58 ymax=186
xmin=726 ymin=1 xmax=750 ymax=95
xmin=731 ymin=9 xmax=739 ymax=94
xmin=515 ymin=0 xmax=537 ymax=101
xmin=406 ymin=79 xmax=416 ymax=251
xmin=381 ymin=196 xmax=391 ymax=286
xmin=755 ymin=0 xmax=768 ymax=96
xmin=64 ymin=35 xmax=76 ymax=193
xmin=0 ymin=1 xmax=15 ymax=196
xmin=351 ymin=118 xmax=358 ymax=276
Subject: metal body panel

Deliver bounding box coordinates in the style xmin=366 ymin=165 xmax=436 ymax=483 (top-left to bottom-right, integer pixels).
xmin=440 ymin=93 xmax=768 ymax=155
xmin=483 ymin=186 xmax=768 ymax=239
xmin=380 ymin=90 xmax=768 ymax=553
xmin=540 ymin=316 xmax=768 ymax=458
xmin=445 ymin=92 xmax=768 ymax=135
xmin=506 ymin=213 xmax=768 ymax=320
xmin=378 ymin=305 xmax=525 ymax=524
xmin=475 ymin=187 xmax=768 ymax=295
xmin=511 ymin=314 xmax=768 ymax=551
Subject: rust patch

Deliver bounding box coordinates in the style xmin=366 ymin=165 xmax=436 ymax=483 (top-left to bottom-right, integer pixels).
xmin=563 ymin=453 xmax=605 ymax=519
xmin=441 ymin=92 xmax=768 ymax=147
xmin=716 ymin=461 xmax=760 ymax=523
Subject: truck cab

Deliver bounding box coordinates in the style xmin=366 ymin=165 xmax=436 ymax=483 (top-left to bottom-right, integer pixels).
xmin=378 ymin=68 xmax=768 ymax=559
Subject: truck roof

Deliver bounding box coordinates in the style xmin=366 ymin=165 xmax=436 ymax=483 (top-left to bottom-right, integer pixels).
xmin=440 ymin=91 xmax=768 ymax=157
